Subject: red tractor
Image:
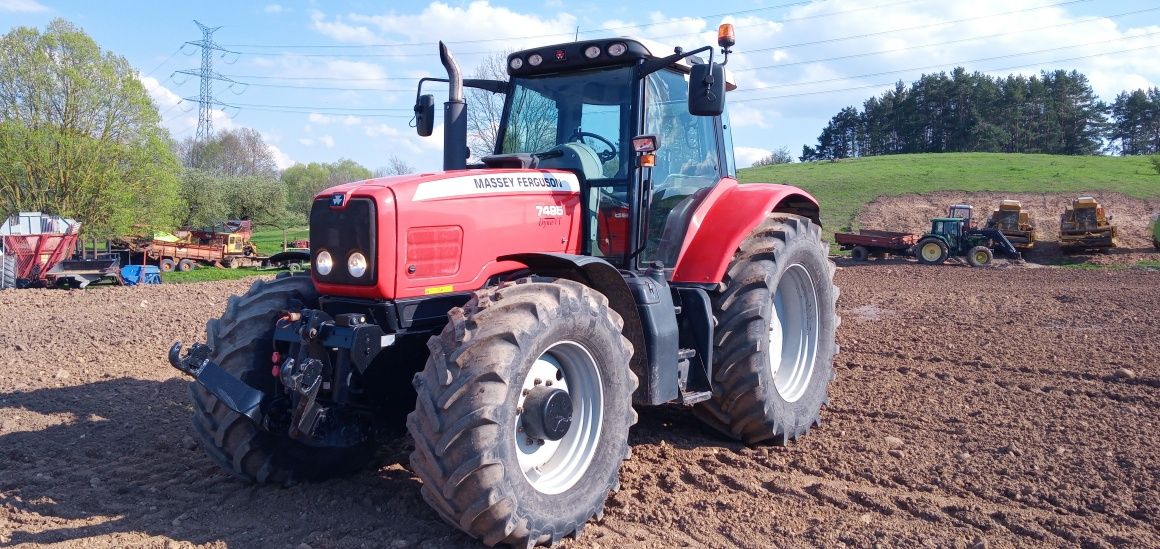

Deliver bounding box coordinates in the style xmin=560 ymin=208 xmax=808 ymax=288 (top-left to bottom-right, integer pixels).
xmin=171 ymin=25 xmax=838 ymax=547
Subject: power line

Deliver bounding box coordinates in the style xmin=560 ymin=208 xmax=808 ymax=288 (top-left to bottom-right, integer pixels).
xmin=730 ymin=42 xmax=1160 ymax=105
xmin=140 ymin=47 xmax=183 ymax=78
xmin=734 ymin=6 xmax=1160 ymax=73
xmin=176 ymin=21 xmax=242 ymax=142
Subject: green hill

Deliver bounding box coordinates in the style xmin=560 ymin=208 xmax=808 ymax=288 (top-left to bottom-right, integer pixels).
xmin=738 ymin=152 xmax=1160 ymax=233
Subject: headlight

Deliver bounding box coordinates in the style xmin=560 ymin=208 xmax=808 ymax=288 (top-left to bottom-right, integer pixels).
xmin=347 ymin=252 xmax=367 ymax=278
xmin=509 ymin=57 xmax=523 ymax=70
xmin=584 ymin=45 xmax=601 ymax=59
xmin=528 ymin=53 xmax=543 ymax=67
xmin=315 ymin=250 xmax=333 ymax=275
xmin=607 ymin=42 xmax=627 ymax=56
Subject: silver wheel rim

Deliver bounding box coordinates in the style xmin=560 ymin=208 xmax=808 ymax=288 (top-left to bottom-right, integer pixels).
xmin=768 ymin=264 xmax=820 ymax=403
xmin=515 ymin=341 xmax=603 ymax=495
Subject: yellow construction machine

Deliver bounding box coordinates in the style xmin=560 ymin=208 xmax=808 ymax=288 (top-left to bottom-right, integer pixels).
xmin=987 ymin=200 xmax=1038 ymax=250
xmin=1059 ymin=197 xmax=1117 ymax=251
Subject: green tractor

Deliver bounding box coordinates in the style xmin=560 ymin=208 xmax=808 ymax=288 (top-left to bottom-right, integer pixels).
xmin=914 ymin=215 xmax=1022 ymax=267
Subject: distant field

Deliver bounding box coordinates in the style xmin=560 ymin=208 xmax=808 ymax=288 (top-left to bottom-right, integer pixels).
xmin=738 ymin=152 xmax=1160 ymax=234
xmin=251 ymin=227 xmax=309 ymax=255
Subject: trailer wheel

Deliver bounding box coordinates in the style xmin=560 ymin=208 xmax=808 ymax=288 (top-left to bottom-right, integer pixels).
xmin=408 ymin=278 xmax=636 ymax=547
xmin=966 ymin=246 xmax=993 ymax=267
xmin=160 ymin=258 xmax=176 ymax=272
xmin=177 ymin=259 xmax=196 ymax=272
xmin=189 ymin=276 xmax=374 ymax=485
xmin=916 ymin=238 xmax=948 ymax=265
xmin=850 ymin=246 xmax=869 ymax=262
xmin=694 ymin=214 xmax=839 ymax=445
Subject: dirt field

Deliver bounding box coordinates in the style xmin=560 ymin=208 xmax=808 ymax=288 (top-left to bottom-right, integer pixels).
xmin=1 ymin=265 xmax=1158 ymax=548
xmin=857 ymin=191 xmax=1160 ymax=265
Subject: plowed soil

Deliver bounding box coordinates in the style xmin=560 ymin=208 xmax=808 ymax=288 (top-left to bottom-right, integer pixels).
xmin=2 ymin=265 xmax=1158 ymax=548
xmin=857 ymin=191 xmax=1160 ymax=265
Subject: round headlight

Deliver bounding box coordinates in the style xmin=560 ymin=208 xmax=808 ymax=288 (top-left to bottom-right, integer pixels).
xmin=607 ymin=42 xmax=627 ymax=56
xmin=584 ymin=45 xmax=601 ymax=59
xmin=347 ymin=252 xmax=368 ymax=278
xmin=528 ymin=53 xmax=543 ymax=67
xmin=509 ymin=57 xmax=523 ymax=70
xmin=315 ymin=250 xmax=333 ymax=276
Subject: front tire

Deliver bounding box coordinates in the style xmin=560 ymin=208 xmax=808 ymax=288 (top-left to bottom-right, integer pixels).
xmin=408 ymin=278 xmax=636 ymax=547
xmin=966 ymin=246 xmax=993 ymax=267
xmin=189 ymin=276 xmax=374 ymax=485
xmin=694 ymin=214 xmax=839 ymax=445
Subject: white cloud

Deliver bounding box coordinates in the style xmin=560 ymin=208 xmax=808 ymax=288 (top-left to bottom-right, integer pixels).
xmin=267 ymin=143 xmax=295 ymax=169
xmin=735 ymin=146 xmax=773 ymax=168
xmin=264 ymin=4 xmax=284 ymax=14
xmin=308 ymin=113 xmax=333 ymax=124
xmin=320 ymin=135 xmax=335 ymax=148
xmin=0 ymin=0 xmax=47 ymax=12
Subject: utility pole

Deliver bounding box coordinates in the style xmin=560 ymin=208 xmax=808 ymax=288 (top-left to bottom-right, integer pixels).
xmin=175 ymin=21 xmax=240 ymax=144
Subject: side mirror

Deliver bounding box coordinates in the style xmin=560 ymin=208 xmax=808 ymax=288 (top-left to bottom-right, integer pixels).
xmin=688 ymin=62 xmax=725 ymax=116
xmin=415 ymin=94 xmax=435 ymax=137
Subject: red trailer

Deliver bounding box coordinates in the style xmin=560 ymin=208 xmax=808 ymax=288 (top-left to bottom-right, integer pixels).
xmin=0 ymin=212 xmax=82 ymax=288
xmin=834 ymin=229 xmax=918 ymax=261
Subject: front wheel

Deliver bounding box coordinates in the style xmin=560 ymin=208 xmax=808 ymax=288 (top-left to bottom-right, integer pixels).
xmin=694 ymin=214 xmax=839 ymax=445
xmin=408 ymin=278 xmax=636 ymax=547
xmin=916 ymin=238 xmax=949 ymax=265
xmin=966 ymin=245 xmax=993 ymax=267
xmin=850 ymin=245 xmax=869 ymax=262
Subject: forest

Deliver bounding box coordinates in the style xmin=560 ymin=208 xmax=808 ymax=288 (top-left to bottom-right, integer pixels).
xmin=800 ymin=67 xmax=1160 ymax=161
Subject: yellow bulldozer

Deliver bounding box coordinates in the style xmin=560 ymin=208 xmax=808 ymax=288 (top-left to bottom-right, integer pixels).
xmin=986 ymin=200 xmax=1038 ymax=250
xmin=1059 ymin=196 xmax=1117 ymax=251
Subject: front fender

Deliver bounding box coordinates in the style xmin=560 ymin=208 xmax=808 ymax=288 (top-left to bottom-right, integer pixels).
xmin=671 ymin=179 xmax=820 ymax=284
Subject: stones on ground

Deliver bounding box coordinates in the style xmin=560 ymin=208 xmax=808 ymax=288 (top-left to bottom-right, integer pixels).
xmin=54 ymin=369 xmax=70 ymax=379
xmin=1114 ymin=368 xmax=1136 ymax=379
xmin=13 ymin=343 xmax=24 ymax=352
xmin=1001 ymin=442 xmax=1024 ymax=457
xmin=884 ymin=435 xmax=904 ymax=449
xmin=181 ymin=435 xmax=197 ymax=450
xmin=889 ymin=449 xmax=905 ymax=459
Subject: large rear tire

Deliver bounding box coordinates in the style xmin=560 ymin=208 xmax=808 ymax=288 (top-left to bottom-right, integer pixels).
xmin=694 ymin=214 xmax=839 ymax=445
xmin=916 ymin=238 xmax=948 ymax=265
xmin=189 ymin=275 xmax=374 ymax=485
xmin=408 ymin=278 xmax=636 ymax=547
xmin=966 ymin=246 xmax=993 ymax=267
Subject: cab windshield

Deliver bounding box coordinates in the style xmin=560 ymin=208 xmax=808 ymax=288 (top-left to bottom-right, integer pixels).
xmin=499 ymin=66 xmax=633 ymax=181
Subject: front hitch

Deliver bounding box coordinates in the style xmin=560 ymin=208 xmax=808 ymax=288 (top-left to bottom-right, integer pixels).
xmin=169 ymin=341 xmax=266 ymax=423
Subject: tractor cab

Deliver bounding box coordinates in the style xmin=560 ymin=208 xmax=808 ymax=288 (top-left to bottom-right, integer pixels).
xmin=413 ymin=26 xmax=741 ymax=270
xmin=946 ymin=204 xmax=974 ymax=229
xmin=929 ymin=217 xmax=964 ymax=244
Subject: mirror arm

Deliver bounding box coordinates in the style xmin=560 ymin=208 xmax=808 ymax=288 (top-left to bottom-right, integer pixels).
xmin=637 ymin=45 xmax=713 ymax=78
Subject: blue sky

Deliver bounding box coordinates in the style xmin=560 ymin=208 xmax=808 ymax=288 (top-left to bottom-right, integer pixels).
xmin=3 ymin=0 xmax=1158 ymax=172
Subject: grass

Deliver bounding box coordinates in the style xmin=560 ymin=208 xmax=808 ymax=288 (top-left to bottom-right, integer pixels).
xmin=163 ymin=267 xmax=275 ymax=284
xmin=738 ymin=152 xmax=1160 ymax=236
xmin=251 ymin=227 xmax=309 ymax=255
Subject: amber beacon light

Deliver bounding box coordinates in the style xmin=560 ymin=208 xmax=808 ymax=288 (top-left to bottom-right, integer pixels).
xmin=717 ymin=23 xmax=735 ymax=48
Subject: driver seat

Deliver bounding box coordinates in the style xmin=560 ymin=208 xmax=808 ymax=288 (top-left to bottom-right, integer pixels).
xmin=532 ymin=143 xmax=604 ymax=182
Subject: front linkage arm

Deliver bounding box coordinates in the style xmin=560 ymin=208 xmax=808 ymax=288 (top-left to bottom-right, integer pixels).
xmin=169 ymin=341 xmax=266 ymax=423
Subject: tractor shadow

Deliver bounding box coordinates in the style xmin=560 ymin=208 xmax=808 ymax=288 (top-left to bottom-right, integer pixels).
xmin=0 ymin=378 xmax=475 ymax=548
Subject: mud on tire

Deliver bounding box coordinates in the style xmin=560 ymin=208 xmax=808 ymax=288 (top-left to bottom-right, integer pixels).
xmin=694 ymin=214 xmax=839 ymax=445
xmin=408 ymin=278 xmax=637 ymax=547
xmin=189 ymin=275 xmax=373 ymax=485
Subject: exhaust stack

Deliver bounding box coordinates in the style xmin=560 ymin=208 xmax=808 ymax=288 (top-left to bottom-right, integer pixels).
xmin=439 ymin=41 xmax=468 ymax=171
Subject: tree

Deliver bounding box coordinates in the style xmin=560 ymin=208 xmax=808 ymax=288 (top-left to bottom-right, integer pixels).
xmin=281 ymin=159 xmax=372 ymax=216
xmin=751 ymin=146 xmax=793 ymax=167
xmin=177 ymin=127 xmax=278 ymax=177
xmin=0 ymin=19 xmax=180 ymax=236
xmin=466 ymin=51 xmax=511 ymax=159
xmin=375 ymin=155 xmax=415 ymax=176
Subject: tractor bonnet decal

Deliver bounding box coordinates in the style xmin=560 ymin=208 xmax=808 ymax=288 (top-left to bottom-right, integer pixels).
xmin=412 ymin=172 xmax=580 ymax=201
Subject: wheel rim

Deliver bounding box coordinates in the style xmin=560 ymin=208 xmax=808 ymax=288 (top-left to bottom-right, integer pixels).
xmin=975 ymin=251 xmax=988 ymax=264
xmin=921 ymin=243 xmax=941 ymax=262
xmin=514 ymin=341 xmax=603 ymax=495
xmin=768 ymin=264 xmax=820 ymax=403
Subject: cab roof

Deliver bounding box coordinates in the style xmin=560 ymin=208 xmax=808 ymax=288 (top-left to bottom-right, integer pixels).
xmin=507 ymin=37 xmax=737 ymax=91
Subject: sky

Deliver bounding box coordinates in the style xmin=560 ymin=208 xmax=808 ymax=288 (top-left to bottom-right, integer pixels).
xmin=2 ymin=0 xmax=1159 ymax=172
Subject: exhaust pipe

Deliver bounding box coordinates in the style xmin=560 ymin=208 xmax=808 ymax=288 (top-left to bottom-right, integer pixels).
xmin=439 ymin=41 xmax=468 ymax=170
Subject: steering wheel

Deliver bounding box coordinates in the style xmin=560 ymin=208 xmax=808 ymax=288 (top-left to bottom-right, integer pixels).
xmin=572 ymin=131 xmax=618 ymax=163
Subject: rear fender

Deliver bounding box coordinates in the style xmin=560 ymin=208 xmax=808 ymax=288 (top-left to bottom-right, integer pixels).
xmin=671 ymin=179 xmax=820 ymax=284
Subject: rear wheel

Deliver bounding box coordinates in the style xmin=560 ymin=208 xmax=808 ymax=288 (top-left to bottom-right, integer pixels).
xmin=916 ymin=238 xmax=948 ymax=265
xmin=966 ymin=246 xmax=993 ymax=267
xmin=177 ymin=259 xmax=196 ymax=272
xmin=189 ymin=276 xmax=374 ymax=485
xmin=160 ymin=258 xmax=176 ymax=272
xmin=694 ymin=214 xmax=839 ymax=445
xmin=408 ymin=278 xmax=636 ymax=546
xmin=850 ymin=245 xmax=869 ymax=262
